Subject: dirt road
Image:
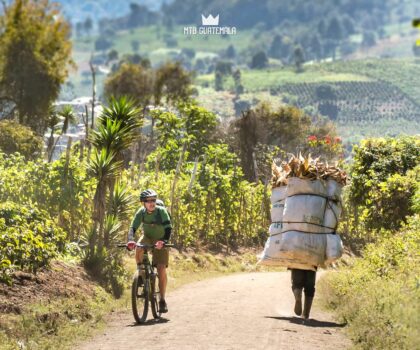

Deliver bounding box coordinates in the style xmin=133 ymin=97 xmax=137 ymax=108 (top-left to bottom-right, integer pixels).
xmin=76 ymin=272 xmax=351 ymax=350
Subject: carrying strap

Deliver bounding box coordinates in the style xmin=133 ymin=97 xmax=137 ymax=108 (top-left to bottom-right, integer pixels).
xmin=141 ymin=207 xmax=170 ymax=226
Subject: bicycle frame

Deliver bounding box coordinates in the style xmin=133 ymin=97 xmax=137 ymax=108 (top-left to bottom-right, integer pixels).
xmin=117 ymin=242 xmax=173 ymax=323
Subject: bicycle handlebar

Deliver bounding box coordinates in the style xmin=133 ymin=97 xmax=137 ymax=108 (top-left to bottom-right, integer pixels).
xmin=117 ymin=243 xmax=175 ymax=249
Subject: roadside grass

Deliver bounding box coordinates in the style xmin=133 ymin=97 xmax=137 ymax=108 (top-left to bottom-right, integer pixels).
xmin=0 ymin=287 xmax=114 ymax=350
xmin=318 ymin=217 xmax=420 ymax=350
xmin=0 ymin=248 xmax=277 ymax=350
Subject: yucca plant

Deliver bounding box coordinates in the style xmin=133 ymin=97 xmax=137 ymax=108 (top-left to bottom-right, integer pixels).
xmin=98 ymin=96 xmax=142 ymax=134
xmin=46 ymin=106 xmax=61 ymax=161
xmin=47 ymin=105 xmax=77 ymax=162
xmin=60 ymin=105 xmax=77 ymax=134
xmin=108 ymin=180 xmax=135 ymax=221
xmin=88 ymin=96 xmax=141 ymax=251
xmin=88 ymin=148 xmax=122 ymax=254
xmin=103 ymin=214 xmax=122 ymax=249
xmin=90 ymin=118 xmax=135 ymax=154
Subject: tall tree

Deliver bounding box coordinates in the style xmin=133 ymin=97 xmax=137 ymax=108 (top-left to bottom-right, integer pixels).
xmin=104 ymin=63 xmax=154 ymax=107
xmin=325 ymin=17 xmax=343 ymax=60
xmin=0 ymin=0 xmax=73 ymax=134
xmin=310 ymin=34 xmax=323 ymax=61
xmin=250 ymin=51 xmax=268 ymax=69
xmin=154 ymin=61 xmax=193 ymax=105
xmin=293 ymin=45 xmax=305 ymax=72
xmin=84 ymin=16 xmax=93 ymax=36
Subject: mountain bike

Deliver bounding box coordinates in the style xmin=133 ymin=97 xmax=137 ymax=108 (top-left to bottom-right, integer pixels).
xmin=118 ymin=242 xmax=173 ymax=324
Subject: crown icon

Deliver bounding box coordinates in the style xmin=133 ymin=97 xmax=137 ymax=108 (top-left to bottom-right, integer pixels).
xmin=201 ymin=14 xmax=219 ymax=26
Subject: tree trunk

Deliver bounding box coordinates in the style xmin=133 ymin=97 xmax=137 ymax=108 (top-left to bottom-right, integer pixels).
xmin=187 ymin=156 xmax=199 ymax=194
xmin=252 ymin=151 xmax=259 ymax=183
xmin=58 ymin=137 xmax=73 ymax=236
xmin=83 ymin=104 xmax=90 ymax=158
xmin=170 ymin=142 xmax=187 ymax=219
xmin=89 ymin=59 xmax=96 ymax=131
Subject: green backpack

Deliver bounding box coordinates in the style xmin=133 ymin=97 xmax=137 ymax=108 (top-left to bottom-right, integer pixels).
xmin=141 ymin=202 xmax=171 ymax=225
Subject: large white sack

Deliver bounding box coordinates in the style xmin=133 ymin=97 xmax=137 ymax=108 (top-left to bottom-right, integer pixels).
xmin=327 ymin=179 xmax=343 ymax=201
xmin=257 ymin=235 xmax=316 ymax=271
xmin=279 ymin=231 xmax=326 ymax=266
xmin=325 ymin=234 xmax=343 ymax=265
xmin=282 ymin=195 xmax=327 ymax=234
xmin=271 ymin=186 xmax=287 ymax=204
xmin=270 ymin=201 xmax=285 ymax=223
xmin=323 ymin=201 xmax=342 ymax=232
xmin=268 ymin=222 xmax=283 ymax=236
xmin=286 ymin=178 xmax=328 ymax=197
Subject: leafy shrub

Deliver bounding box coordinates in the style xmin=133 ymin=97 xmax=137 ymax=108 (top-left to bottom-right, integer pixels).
xmin=83 ymin=248 xmax=127 ymax=298
xmin=320 ymin=216 xmax=420 ymax=350
xmin=0 ymin=202 xmax=66 ymax=284
xmin=342 ymin=136 xmax=420 ymax=248
xmin=0 ymin=151 xmax=94 ymax=241
xmin=137 ymin=143 xmax=269 ymax=249
xmin=0 ymin=121 xmax=43 ymax=160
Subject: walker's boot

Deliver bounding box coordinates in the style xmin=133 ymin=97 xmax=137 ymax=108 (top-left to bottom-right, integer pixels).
xmin=303 ymin=296 xmax=313 ymax=319
xmin=293 ymin=288 xmax=303 ymax=316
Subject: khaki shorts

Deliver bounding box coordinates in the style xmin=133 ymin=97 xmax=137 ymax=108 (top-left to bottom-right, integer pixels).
xmin=138 ymin=235 xmax=169 ymax=267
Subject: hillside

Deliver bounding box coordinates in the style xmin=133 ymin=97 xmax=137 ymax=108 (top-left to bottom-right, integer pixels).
xmin=192 ymin=60 xmax=420 ymax=143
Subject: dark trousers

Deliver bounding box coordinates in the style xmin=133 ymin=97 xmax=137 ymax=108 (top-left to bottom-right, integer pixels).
xmin=291 ymin=269 xmax=316 ymax=297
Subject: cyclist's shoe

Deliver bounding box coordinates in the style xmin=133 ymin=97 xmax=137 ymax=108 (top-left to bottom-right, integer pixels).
xmin=159 ymin=299 xmax=168 ymax=313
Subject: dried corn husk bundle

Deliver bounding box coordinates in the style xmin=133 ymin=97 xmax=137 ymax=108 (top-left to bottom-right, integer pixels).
xmin=272 ymin=153 xmax=347 ymax=188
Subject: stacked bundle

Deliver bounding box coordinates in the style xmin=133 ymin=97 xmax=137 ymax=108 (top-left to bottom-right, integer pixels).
xmin=259 ymin=154 xmax=347 ymax=270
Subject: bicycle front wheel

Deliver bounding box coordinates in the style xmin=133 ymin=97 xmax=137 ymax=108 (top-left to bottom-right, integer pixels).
xmin=131 ymin=270 xmax=148 ymax=323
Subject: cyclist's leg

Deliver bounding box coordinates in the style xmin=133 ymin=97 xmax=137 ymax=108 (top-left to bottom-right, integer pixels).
xmin=153 ymin=247 xmax=169 ymax=312
xmin=135 ymin=248 xmax=144 ymax=264
xmin=135 ymin=235 xmax=149 ymax=264
xmin=157 ymin=264 xmax=167 ymax=300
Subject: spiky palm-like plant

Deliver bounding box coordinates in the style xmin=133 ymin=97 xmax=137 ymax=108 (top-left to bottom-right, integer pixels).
xmin=99 ymin=96 xmax=142 ymax=131
xmin=108 ymin=180 xmax=135 ymax=221
xmin=48 ymin=105 xmax=77 ymax=162
xmin=46 ymin=106 xmax=61 ymax=161
xmin=88 ymin=148 xmax=122 ymax=254
xmin=88 ymin=96 xmax=141 ymax=251
xmin=103 ymin=214 xmax=122 ymax=249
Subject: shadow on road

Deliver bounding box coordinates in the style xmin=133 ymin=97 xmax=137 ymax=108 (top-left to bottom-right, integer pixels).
xmin=265 ymin=316 xmax=346 ymax=328
xmin=127 ymin=318 xmax=170 ymax=327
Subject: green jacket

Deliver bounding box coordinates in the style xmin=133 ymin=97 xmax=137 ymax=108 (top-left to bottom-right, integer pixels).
xmin=130 ymin=206 xmax=172 ymax=240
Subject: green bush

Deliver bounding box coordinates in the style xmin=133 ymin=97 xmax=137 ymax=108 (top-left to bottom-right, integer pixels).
xmin=320 ymin=216 xmax=420 ymax=350
xmin=0 ymin=151 xmax=94 ymax=241
xmin=0 ymin=121 xmax=44 ymax=160
xmin=0 ymin=202 xmax=66 ymax=284
xmin=83 ymin=248 xmax=127 ymax=298
xmin=138 ymin=143 xmax=269 ymax=249
xmin=342 ymin=136 xmax=420 ymax=248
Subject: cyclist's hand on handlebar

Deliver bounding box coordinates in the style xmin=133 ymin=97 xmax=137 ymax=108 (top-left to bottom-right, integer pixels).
xmin=127 ymin=241 xmax=137 ymax=251
xmin=155 ymin=240 xmax=165 ymax=250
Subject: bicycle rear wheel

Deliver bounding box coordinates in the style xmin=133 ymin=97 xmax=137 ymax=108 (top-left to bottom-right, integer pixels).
xmin=150 ymin=273 xmax=161 ymax=319
xmin=131 ymin=270 xmax=148 ymax=323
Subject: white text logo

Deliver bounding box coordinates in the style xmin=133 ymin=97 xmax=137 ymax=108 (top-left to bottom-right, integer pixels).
xmin=184 ymin=14 xmax=237 ymax=36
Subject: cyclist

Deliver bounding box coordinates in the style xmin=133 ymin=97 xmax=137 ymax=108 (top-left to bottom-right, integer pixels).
xmin=127 ymin=189 xmax=172 ymax=313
